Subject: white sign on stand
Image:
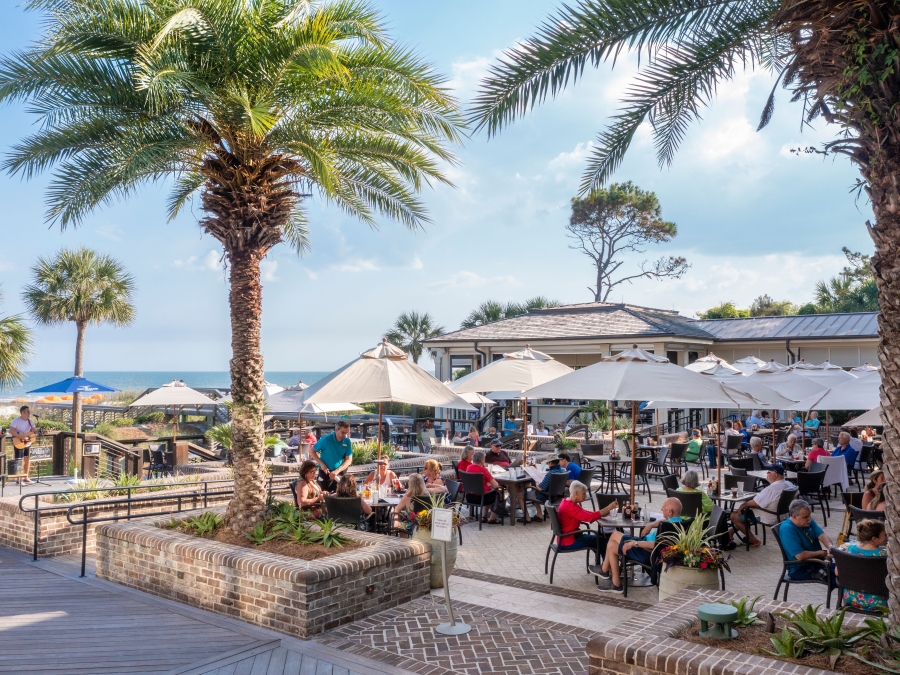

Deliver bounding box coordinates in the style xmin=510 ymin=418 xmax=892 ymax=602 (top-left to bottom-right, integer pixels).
xmin=431 ymin=508 xmax=471 ymax=636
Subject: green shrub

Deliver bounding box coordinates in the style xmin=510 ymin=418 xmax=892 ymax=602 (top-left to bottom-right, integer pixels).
xmin=110 ymin=417 xmax=135 ymax=428
xmin=135 ymin=412 xmax=166 ymax=424
xmin=91 ymin=422 xmax=119 ymax=438
xmin=351 ymin=440 xmax=397 ymax=465
xmin=184 ymin=415 xmax=207 ymax=423
xmin=35 ymin=419 xmax=71 ymax=432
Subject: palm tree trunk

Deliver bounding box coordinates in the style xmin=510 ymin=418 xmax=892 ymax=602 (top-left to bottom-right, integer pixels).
xmin=867 ymin=156 xmax=900 ymax=626
xmin=72 ymin=321 xmax=86 ymax=463
xmin=223 ymin=247 xmax=268 ymax=533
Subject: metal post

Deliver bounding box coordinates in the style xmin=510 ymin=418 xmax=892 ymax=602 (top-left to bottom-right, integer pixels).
xmin=81 ymin=504 xmax=88 ymax=577
xmin=127 ymin=487 xmax=132 ymax=520
xmin=434 ymin=540 xmax=471 ymax=635
xmin=33 ymin=495 xmax=40 ymax=561
xmin=203 ymin=481 xmax=208 ymax=509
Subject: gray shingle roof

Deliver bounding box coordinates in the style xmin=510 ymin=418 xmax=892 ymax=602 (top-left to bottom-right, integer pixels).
xmin=693 ymin=312 xmax=879 ymax=341
xmin=427 ymin=303 xmax=716 ymax=343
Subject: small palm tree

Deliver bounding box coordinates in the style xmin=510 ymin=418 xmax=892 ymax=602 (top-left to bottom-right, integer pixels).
xmin=23 ymin=248 xmax=135 ymax=434
xmin=1 ymin=0 xmax=463 ymax=531
xmin=385 ymin=311 xmax=444 ymax=364
xmin=0 ymin=288 xmax=33 ymax=391
xmin=461 ymin=297 xmax=561 ymax=329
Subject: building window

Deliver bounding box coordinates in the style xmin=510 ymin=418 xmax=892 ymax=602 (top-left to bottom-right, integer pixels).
xmin=688 ymin=351 xmax=699 ymax=364
xmin=667 ymin=351 xmax=679 ymax=365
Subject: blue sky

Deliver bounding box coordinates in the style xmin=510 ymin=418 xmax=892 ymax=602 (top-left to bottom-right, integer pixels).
xmin=0 ymin=1 xmax=874 ymax=373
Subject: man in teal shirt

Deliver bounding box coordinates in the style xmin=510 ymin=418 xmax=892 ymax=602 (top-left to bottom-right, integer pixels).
xmin=311 ymin=420 xmax=353 ymax=491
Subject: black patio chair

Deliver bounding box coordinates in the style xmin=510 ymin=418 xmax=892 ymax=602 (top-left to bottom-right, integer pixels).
xmin=459 ymin=471 xmax=502 ymax=530
xmin=847 ymin=504 xmax=885 ymax=536
xmin=451 ymin=460 xmax=459 ymax=479
xmin=289 ymin=479 xmax=300 ymax=508
xmin=595 ymin=492 xmax=628 ymax=511
xmin=755 ymin=488 xmax=799 ymax=546
xmin=668 ymin=442 xmax=689 ymax=476
xmin=686 ymin=441 xmax=709 ymax=479
xmin=724 ymin=435 xmax=744 ymax=460
xmin=724 ymin=473 xmax=756 ymax=494
xmin=647 ymin=447 xmax=670 ymax=478
xmin=728 ymin=456 xmax=755 ymax=472
xmin=660 ymin=473 xmax=680 ymax=493
xmin=543 ymin=505 xmax=599 ymax=584
xmin=852 ymin=446 xmax=871 ymax=488
xmin=621 ymin=519 xmax=692 ymax=597
xmin=577 ymin=468 xmax=597 ymax=508
xmin=706 ymin=505 xmax=731 ymax=554
xmin=581 ymin=443 xmax=605 ymax=459
xmin=831 ymin=547 xmax=889 ymax=614
xmin=807 ymin=460 xmax=827 ymax=473
xmin=729 ymin=467 xmax=748 ymax=476
xmin=324 ymin=495 xmax=365 ymax=529
xmin=772 ymin=521 xmax=835 ymax=608
xmin=149 ymin=448 xmax=171 ymax=478
xmin=666 ymin=488 xmax=703 ymax=519
xmin=542 ymin=472 xmax=570 ymax=512
xmin=620 ymin=456 xmax=652 ymax=500
xmin=797 ymin=469 xmax=830 ymax=524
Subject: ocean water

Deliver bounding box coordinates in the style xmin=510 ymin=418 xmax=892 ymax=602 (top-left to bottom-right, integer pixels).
xmin=0 ymin=371 xmax=329 ymax=400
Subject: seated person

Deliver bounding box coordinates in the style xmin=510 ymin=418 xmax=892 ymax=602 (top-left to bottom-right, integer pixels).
xmin=484 ymin=440 xmax=511 ymax=468
xmin=831 ymin=431 xmax=858 ymax=469
xmin=467 ymin=425 xmax=481 ymax=446
xmin=287 ymin=430 xmax=302 ymax=447
xmin=295 ymin=460 xmax=326 ymax=516
xmin=594 ymin=497 xmax=683 ymax=593
xmin=847 ymin=428 xmax=863 ymax=452
xmin=748 ymin=437 xmax=774 ymax=470
xmin=558 ymin=452 xmax=581 ymax=484
xmin=485 ymin=426 xmax=500 ymax=443
xmin=451 ymin=429 xmax=467 ymax=443
xmin=457 ymin=446 xmax=475 ymax=475
xmin=729 ymin=465 xmax=796 ymax=547
xmin=804 ymin=411 xmax=821 ymax=436
xmin=733 ymin=420 xmax=750 ymax=449
xmin=746 ymin=410 xmax=764 ymax=429
xmin=677 ymin=469 xmax=713 ymax=514
xmin=463 ymin=451 xmax=504 ymax=524
xmin=685 ymin=428 xmax=704 ymax=465
xmin=335 ymin=474 xmax=374 ymax=527
xmin=805 ymin=438 xmax=830 ymax=468
xmin=502 ymin=418 xmax=517 ymax=436
xmin=867 ymin=482 xmax=887 ymax=511
xmin=862 ymin=469 xmax=886 ymax=510
xmin=778 ymin=499 xmax=834 ymax=581
xmin=555 ymin=480 xmax=615 ymax=560
xmin=760 ymin=411 xmax=772 ymax=427
xmin=526 ymin=455 xmax=568 ymax=504
xmin=790 ymin=424 xmax=804 ymax=440
xmin=535 ymin=421 xmax=550 ymax=436
xmin=393 ymin=474 xmax=431 ymax=532
xmin=840 ymin=519 xmax=888 ymax=612
xmin=363 ymin=459 xmax=399 ymax=490
xmin=775 ymin=434 xmax=799 ymax=459
xmin=422 ymin=458 xmax=449 ymax=494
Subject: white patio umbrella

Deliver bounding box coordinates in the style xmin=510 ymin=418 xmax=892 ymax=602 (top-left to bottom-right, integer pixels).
xmin=455 ymin=391 xmax=497 ymax=406
xmin=851 ymin=363 xmax=881 ymax=377
xmin=685 ymin=357 xmax=741 ymax=374
xmin=732 ymin=355 xmax=769 ymax=374
xmin=284 ymin=380 xmax=309 ymax=390
xmin=842 ymin=406 xmax=883 ymax=428
xmin=302 ymin=339 xmax=475 ymax=457
xmin=794 ymin=376 xmax=881 ymax=443
xmin=787 ymin=359 xmax=857 ymax=387
xmin=523 ymin=346 xmax=770 ymax=499
xmin=262 ymin=381 xmax=284 ymax=397
xmin=748 ymin=368 xmax=829 ymax=400
xmin=129 ymin=380 xmax=216 ymax=442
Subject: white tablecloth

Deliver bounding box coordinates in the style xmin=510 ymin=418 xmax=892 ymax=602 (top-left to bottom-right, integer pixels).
xmin=818 ymin=456 xmax=850 ymax=490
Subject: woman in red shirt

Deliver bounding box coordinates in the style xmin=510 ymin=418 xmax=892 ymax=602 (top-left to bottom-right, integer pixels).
xmin=806 ymin=438 xmax=829 ymax=467
xmin=557 ymin=481 xmax=617 ymax=562
xmin=463 ymin=451 xmax=503 ymax=524
xmin=456 ymin=446 xmax=475 ymax=476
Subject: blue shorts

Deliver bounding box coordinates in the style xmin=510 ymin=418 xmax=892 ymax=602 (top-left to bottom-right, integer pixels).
xmin=618 ymin=536 xmax=652 ymax=565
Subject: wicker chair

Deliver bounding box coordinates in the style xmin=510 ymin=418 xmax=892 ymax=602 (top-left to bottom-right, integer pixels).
xmin=831 ymin=546 xmax=889 ymax=614
xmin=772 ymin=521 xmax=835 ymax=608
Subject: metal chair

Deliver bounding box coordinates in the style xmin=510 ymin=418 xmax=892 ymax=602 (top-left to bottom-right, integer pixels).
xmin=755 ymin=488 xmax=799 ymax=546
xmin=666 ymin=489 xmax=703 ymax=519
xmin=543 ymin=505 xmax=599 ymax=584
xmin=797 ymin=469 xmax=830 ymax=524
xmin=730 ymin=467 xmax=748 ymax=476
xmin=647 ymin=447 xmax=670 ymax=478
xmin=459 ymin=470 xmax=502 ymax=530
xmin=724 ymin=434 xmax=744 ymax=459
xmin=852 ymin=446 xmax=871 ymax=488
xmin=685 ymin=441 xmax=709 ymax=478
xmin=772 ymin=521 xmax=835 ymax=608
xmin=728 ymin=456 xmax=755 ymax=471
xmin=660 ymin=473 xmax=680 ymax=493
xmin=724 ymin=473 xmax=756 ymax=493
xmin=620 ymin=456 xmax=651 ymax=500
xmin=289 ymin=480 xmax=300 ymax=508
xmin=577 ymin=468 xmax=597 ymax=508
xmin=621 ymin=519 xmax=689 ymax=597
xmin=831 ymin=547 xmax=889 ymax=614
xmin=543 ymin=472 xmax=569 ymax=512
xmin=847 ymin=504 xmax=885 ymax=536
xmin=324 ymin=495 xmax=364 ymax=529
xmin=668 ymin=442 xmax=689 ymax=476
xmin=148 ymin=448 xmax=170 ymax=478
xmin=706 ymin=505 xmax=731 ymax=552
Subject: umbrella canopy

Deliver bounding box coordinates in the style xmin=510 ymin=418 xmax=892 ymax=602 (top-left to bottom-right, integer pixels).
xmin=284 ymin=381 xmax=309 ymax=390
xmin=303 ymin=340 xmax=475 ymax=410
xmin=130 ymin=380 xmax=216 ymax=406
xmin=28 ymin=376 xmax=118 ymax=395
xmin=795 ymin=376 xmax=882 ymax=411
xmin=456 ymin=391 xmax=497 ymax=405
xmin=698 ymin=366 xmax=799 ymax=409
xmin=449 ymin=346 xmax=573 ymax=395
xmin=786 ymin=361 xmax=857 ymax=387
xmin=851 ymin=363 xmax=881 ymax=378
xmin=815 ymin=360 xmax=844 ymax=370
xmin=264 ymin=389 xmax=361 ymax=414
xmin=685 ymin=358 xmax=741 ymax=374
xmin=263 ymin=381 xmax=284 ymax=397
xmin=522 ymin=346 xmax=763 ymax=407
xmin=842 ymin=406 xmax=883 ymax=427
xmin=732 ymin=355 xmax=768 ymax=374
xmin=748 ymin=369 xmax=828 ymax=400
xmin=755 ymin=359 xmax=790 ymax=373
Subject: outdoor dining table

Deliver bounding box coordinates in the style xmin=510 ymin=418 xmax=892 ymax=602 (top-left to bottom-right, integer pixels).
xmin=748 ymin=468 xmax=798 ymax=482
xmin=777 ymin=457 xmax=807 ymax=471
xmin=368 ymin=496 xmax=401 ymax=534
xmin=597 ymin=514 xmax=651 ymax=531
xmin=710 ymin=491 xmax=757 ymax=512
xmin=492 ymin=468 xmax=536 ymax=527
xmin=591 ymin=456 xmax=631 ymax=492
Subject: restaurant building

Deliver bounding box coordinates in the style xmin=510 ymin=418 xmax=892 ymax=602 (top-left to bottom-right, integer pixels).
xmin=424 ymin=302 xmax=879 ymax=425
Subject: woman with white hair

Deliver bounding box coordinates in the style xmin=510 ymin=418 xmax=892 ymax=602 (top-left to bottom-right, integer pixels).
xmin=557 ymin=480 xmax=618 ymax=562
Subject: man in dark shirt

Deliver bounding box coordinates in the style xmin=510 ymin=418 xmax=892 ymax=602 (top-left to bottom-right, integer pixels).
xmin=484 ymin=440 xmax=511 ymax=468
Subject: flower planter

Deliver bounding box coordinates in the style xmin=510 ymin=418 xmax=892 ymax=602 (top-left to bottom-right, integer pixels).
xmin=412 ymin=527 xmax=457 ymax=589
xmin=614 ymin=438 xmax=632 ymax=455
xmin=658 ymin=565 xmax=721 ymax=601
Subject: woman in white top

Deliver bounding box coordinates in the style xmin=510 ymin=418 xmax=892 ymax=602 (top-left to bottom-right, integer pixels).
xmin=535 ymin=421 xmax=549 ymax=436
xmin=775 ymin=433 xmax=799 ymax=458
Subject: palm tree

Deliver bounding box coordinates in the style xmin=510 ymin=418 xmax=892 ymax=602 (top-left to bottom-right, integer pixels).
xmin=461 ymin=297 xmax=561 ymax=328
xmin=385 ymin=311 xmax=444 ymax=364
xmin=472 ymin=0 xmax=900 ymax=620
xmin=1 ymin=0 xmax=463 ymax=531
xmin=23 ymin=248 xmax=135 ymax=441
xmin=0 ymin=288 xmax=32 ymax=391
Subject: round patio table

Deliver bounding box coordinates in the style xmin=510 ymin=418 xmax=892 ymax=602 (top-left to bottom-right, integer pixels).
xmin=591 ymin=457 xmax=631 ymax=492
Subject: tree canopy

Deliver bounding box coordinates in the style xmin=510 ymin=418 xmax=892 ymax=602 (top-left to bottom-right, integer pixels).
xmin=460 ymin=297 xmax=560 ymax=329
xmin=385 ymin=311 xmax=444 ymax=364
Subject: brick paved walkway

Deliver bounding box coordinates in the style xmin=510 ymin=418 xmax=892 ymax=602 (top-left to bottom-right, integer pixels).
xmin=319 ymin=595 xmax=599 ymax=675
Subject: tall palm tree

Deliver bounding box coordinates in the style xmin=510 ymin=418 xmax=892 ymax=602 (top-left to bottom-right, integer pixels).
xmin=472 ymin=0 xmax=900 ymax=621
xmin=384 ymin=311 xmax=444 ymax=364
xmin=1 ymin=0 xmax=463 ymax=531
xmin=461 ymin=297 xmax=561 ymax=328
xmin=23 ymin=248 xmax=135 ymax=440
xmin=0 ymin=288 xmax=33 ymax=391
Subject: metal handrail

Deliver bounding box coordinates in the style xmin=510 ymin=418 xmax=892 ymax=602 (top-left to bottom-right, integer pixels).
xmin=18 ymin=475 xmax=298 ymax=566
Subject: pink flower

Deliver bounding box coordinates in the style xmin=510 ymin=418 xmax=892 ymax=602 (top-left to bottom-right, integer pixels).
xmin=700 ymin=563 xmax=708 ymax=569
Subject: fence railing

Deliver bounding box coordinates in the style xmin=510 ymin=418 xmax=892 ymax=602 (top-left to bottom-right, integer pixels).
xmin=18 ymin=475 xmax=296 ymax=575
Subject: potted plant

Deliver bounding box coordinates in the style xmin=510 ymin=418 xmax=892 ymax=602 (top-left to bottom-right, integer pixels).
xmin=657 ymin=516 xmax=731 ymax=600
xmin=404 ymin=493 xmax=463 ymax=589
xmin=554 ymin=431 xmax=579 ymax=452
xmin=614 ymin=431 xmax=633 ymax=455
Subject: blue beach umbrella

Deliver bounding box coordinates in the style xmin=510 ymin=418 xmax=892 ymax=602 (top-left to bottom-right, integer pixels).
xmin=28 ymin=377 xmax=119 ymax=458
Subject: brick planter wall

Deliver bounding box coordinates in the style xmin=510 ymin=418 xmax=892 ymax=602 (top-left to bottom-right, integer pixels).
xmin=588 ymin=587 xmax=866 ymax=675
xmin=95 ymin=509 xmax=431 ymax=637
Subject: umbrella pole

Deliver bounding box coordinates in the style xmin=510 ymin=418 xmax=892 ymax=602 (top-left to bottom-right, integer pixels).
xmin=826 ymin=410 xmax=830 ymax=450
xmin=378 ymin=402 xmax=383 ymax=460
xmin=771 ymin=409 xmax=776 ymax=459
xmin=630 ymin=400 xmax=636 ymax=503
xmin=523 ymin=397 xmax=529 ymax=464
xmin=716 ymin=409 xmax=722 ymax=492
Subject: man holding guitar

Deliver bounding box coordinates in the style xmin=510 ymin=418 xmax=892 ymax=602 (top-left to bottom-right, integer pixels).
xmin=9 ymin=405 xmax=36 ymax=484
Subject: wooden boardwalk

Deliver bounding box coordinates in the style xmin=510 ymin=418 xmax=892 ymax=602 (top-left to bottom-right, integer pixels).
xmin=0 ymin=547 xmax=420 ymax=675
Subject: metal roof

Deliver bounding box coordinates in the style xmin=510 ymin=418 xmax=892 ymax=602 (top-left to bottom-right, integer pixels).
xmin=693 ymin=312 xmax=878 ymax=341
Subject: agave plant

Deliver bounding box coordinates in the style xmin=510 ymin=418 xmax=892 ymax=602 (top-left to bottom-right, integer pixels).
xmin=310 ymin=518 xmax=350 ymax=549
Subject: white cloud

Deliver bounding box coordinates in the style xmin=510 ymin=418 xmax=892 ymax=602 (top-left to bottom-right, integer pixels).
xmin=95 ymin=225 xmax=123 ymax=242
xmin=447 ymin=54 xmax=496 ymax=100
xmin=172 ymin=249 xmax=223 ymax=273
xmin=427 ymin=270 xmax=518 ymax=291
xmin=304 ymin=268 xmax=318 ymax=280
xmin=547 ymin=141 xmax=595 ymax=181
xmin=409 ymin=256 xmax=424 ymax=270
xmin=261 ymin=260 xmax=279 ymax=282
xmin=331 ymin=258 xmax=381 ymax=273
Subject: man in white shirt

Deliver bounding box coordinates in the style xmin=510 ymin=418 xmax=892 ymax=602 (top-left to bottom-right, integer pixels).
xmin=729 ymin=464 xmax=795 ymax=547
xmin=8 ymin=405 xmax=37 ymax=484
